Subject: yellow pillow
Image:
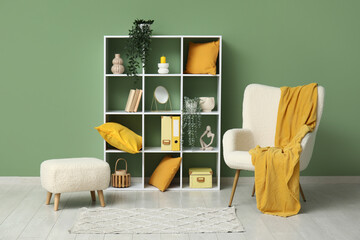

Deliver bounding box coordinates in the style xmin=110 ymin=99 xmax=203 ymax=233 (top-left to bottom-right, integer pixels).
xmin=95 ymin=122 xmax=142 ymax=154
xmin=149 ymin=155 xmax=182 ymax=192
xmin=185 ymin=40 xmax=220 ymax=75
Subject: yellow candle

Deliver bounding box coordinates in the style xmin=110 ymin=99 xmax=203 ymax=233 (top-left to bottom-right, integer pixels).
xmin=160 ymin=56 xmax=166 ymax=63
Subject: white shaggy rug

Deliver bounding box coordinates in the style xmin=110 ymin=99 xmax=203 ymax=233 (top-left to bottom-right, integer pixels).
xmin=70 ymin=207 xmax=244 ymax=234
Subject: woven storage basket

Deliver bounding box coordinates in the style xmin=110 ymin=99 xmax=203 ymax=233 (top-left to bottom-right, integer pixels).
xmin=112 ymin=158 xmax=131 ymax=188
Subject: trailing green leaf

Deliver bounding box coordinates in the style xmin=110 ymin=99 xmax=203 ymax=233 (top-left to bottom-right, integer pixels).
xmin=126 ymin=19 xmax=154 ymax=77
xmin=183 ymin=97 xmax=202 ymax=148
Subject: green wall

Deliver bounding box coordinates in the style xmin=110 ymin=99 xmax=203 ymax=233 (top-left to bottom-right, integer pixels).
xmin=1 ymin=0 xmax=359 ymax=177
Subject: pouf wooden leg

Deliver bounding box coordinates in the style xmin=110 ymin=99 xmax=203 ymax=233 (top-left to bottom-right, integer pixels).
xmin=97 ymin=190 xmax=105 ymax=207
xmin=90 ymin=191 xmax=96 ymax=202
xmin=54 ymin=193 xmax=61 ymax=211
xmin=46 ymin=192 xmax=52 ymax=205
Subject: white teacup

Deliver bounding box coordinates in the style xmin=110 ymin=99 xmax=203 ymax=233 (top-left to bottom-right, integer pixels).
xmin=199 ymin=97 xmax=215 ymax=112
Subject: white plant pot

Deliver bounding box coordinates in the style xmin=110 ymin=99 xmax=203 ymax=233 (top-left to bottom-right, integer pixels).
xmin=139 ymin=23 xmax=151 ymax=30
xmin=199 ymin=97 xmax=215 ymax=112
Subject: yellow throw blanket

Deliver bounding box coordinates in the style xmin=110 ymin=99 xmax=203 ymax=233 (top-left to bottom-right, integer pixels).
xmin=249 ymin=83 xmax=318 ymax=217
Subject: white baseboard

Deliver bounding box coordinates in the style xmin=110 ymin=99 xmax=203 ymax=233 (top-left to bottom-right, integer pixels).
xmin=0 ymin=177 xmax=41 ymax=184
xmin=299 ymin=176 xmax=360 ymax=184
xmin=1 ymin=176 xmax=359 ymax=185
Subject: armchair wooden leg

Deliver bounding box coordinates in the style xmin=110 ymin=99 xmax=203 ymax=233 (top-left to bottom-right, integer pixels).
xmin=97 ymin=190 xmax=105 ymax=207
xmin=46 ymin=192 xmax=52 ymax=205
xmin=229 ymin=170 xmax=240 ymax=207
xmin=90 ymin=191 xmax=96 ymax=202
xmin=299 ymin=183 xmax=306 ymax=202
xmin=251 ymin=183 xmax=255 ymax=197
xmin=54 ymin=193 xmax=61 ymax=211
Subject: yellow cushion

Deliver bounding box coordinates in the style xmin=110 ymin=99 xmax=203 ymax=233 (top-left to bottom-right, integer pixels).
xmin=185 ymin=40 xmax=220 ymax=75
xmin=95 ymin=122 xmax=142 ymax=154
xmin=149 ymin=155 xmax=182 ymax=192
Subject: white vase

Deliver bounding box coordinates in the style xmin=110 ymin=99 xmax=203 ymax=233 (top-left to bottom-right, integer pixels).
xmin=158 ymin=63 xmax=169 ymax=74
xmin=199 ymin=97 xmax=215 ymax=112
xmin=111 ymin=54 xmax=125 ymax=74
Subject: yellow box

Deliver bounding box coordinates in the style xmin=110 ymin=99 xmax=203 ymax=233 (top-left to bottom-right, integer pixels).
xmin=189 ymin=168 xmax=213 ymax=188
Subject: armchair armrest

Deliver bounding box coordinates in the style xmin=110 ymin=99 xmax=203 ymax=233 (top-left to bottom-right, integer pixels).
xmin=223 ymin=128 xmax=255 ymax=154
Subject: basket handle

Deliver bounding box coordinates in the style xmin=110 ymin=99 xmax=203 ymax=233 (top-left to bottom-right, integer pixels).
xmin=115 ymin=158 xmax=127 ymax=173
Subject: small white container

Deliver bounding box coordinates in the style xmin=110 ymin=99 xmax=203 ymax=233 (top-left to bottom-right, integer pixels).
xmin=199 ymin=97 xmax=215 ymax=112
xmin=158 ymin=63 xmax=169 ymax=74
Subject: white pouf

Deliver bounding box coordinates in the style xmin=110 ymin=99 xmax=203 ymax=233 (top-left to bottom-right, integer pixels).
xmin=40 ymin=157 xmax=110 ymax=211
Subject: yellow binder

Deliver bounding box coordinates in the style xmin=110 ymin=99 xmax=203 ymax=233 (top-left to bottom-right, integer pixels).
xmin=161 ymin=116 xmax=172 ymax=151
xmin=171 ymin=116 xmax=180 ymax=151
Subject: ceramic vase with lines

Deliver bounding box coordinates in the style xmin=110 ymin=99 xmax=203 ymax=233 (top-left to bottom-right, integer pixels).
xmin=111 ymin=54 xmax=125 ymax=74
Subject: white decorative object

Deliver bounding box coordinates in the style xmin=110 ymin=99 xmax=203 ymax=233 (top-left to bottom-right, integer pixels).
xmin=200 ymin=125 xmax=215 ymax=150
xmin=70 ymin=207 xmax=244 ymax=234
xmin=199 ymin=97 xmax=215 ymax=112
xmin=111 ymin=54 xmax=125 ymax=74
xmin=158 ymin=63 xmax=169 ymax=74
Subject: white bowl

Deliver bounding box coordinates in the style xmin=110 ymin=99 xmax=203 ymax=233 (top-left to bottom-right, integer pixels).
xmin=199 ymin=97 xmax=215 ymax=112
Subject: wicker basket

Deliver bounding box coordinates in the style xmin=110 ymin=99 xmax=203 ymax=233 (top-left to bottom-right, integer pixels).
xmin=112 ymin=158 xmax=131 ymax=188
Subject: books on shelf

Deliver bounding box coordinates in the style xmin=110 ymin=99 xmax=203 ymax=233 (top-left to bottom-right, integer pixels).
xmin=125 ymin=89 xmax=143 ymax=112
xmin=125 ymin=89 xmax=135 ymax=112
xmin=133 ymin=89 xmax=143 ymax=112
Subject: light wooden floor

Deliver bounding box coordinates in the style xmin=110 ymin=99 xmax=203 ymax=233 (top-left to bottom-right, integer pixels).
xmin=0 ymin=178 xmax=359 ymax=240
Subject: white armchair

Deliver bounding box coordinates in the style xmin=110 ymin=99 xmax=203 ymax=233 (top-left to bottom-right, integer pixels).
xmin=223 ymin=84 xmax=325 ymax=207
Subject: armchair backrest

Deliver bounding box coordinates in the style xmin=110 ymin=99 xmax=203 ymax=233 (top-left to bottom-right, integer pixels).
xmin=242 ymin=84 xmax=325 ymax=170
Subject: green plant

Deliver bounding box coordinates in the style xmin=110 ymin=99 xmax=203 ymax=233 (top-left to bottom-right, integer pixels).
xmin=183 ymin=97 xmax=202 ymax=148
xmin=126 ymin=19 xmax=154 ymax=76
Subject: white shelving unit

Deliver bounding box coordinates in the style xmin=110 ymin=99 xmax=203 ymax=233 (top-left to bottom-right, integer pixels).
xmin=104 ymin=35 xmax=222 ymax=191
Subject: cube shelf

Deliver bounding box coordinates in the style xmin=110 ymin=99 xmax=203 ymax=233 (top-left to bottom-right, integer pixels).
xmin=104 ymin=35 xmax=222 ymax=191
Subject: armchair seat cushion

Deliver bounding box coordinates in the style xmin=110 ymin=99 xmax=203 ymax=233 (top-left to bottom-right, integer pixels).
xmin=225 ymin=151 xmax=254 ymax=171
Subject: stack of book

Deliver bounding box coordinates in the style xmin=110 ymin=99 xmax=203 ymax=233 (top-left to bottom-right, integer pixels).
xmin=125 ymin=89 xmax=143 ymax=112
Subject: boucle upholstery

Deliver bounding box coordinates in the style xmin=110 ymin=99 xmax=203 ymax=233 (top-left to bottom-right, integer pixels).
xmin=223 ymin=84 xmax=325 ymax=172
xmin=40 ymin=158 xmax=110 ymax=193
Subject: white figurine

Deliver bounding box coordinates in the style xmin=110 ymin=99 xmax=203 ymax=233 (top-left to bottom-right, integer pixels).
xmin=200 ymin=125 xmax=215 ymax=151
